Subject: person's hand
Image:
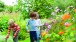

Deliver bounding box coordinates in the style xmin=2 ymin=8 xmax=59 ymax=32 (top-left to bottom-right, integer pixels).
xmin=5 ymin=38 xmax=7 ymax=42
xmin=5 ymin=36 xmax=8 ymax=40
xmin=13 ymin=36 xmax=15 ymax=39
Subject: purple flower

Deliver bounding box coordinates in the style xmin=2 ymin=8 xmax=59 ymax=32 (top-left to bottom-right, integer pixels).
xmin=47 ymin=25 xmax=51 ymax=29
xmin=45 ymin=29 xmax=48 ymax=33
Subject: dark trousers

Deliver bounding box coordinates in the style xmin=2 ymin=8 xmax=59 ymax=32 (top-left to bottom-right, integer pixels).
xmin=30 ymin=31 xmax=37 ymax=42
xmin=13 ymin=31 xmax=19 ymax=42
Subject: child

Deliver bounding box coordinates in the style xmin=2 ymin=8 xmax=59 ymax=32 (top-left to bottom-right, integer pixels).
xmin=26 ymin=12 xmax=38 ymax=42
xmin=34 ymin=13 xmax=43 ymax=42
xmin=5 ymin=19 xmax=20 ymax=42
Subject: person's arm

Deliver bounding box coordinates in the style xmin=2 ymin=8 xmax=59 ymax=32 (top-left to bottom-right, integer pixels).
xmin=26 ymin=20 xmax=29 ymax=32
xmin=37 ymin=19 xmax=43 ymax=26
xmin=13 ymin=26 xmax=20 ymax=38
xmin=6 ymin=27 xmax=11 ymax=39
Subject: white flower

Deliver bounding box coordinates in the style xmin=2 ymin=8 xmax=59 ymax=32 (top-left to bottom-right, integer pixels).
xmin=64 ymin=22 xmax=68 ymax=26
xmin=64 ymin=10 xmax=67 ymax=12
xmin=49 ymin=7 xmax=52 ymax=9
xmin=0 ymin=31 xmax=1 ymax=32
xmin=55 ymin=9 xmax=60 ymax=12
xmin=47 ymin=25 xmax=51 ymax=29
xmin=0 ymin=31 xmax=1 ymax=35
xmin=60 ymin=10 xmax=62 ymax=11
xmin=55 ymin=6 xmax=58 ymax=9
xmin=51 ymin=12 xmax=55 ymax=16
xmin=72 ymin=17 xmax=75 ymax=21
xmin=67 ymin=6 xmax=70 ymax=9
xmin=70 ymin=6 xmax=73 ymax=8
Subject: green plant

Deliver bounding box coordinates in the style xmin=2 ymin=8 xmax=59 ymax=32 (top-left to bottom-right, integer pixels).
xmin=0 ymin=15 xmax=9 ymax=32
xmin=16 ymin=20 xmax=29 ymax=40
xmin=0 ymin=1 xmax=5 ymax=12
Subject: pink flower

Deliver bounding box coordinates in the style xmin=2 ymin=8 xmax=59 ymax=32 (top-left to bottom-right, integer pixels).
xmin=44 ymin=22 xmax=48 ymax=26
xmin=64 ymin=22 xmax=71 ymax=27
xmin=51 ymin=20 xmax=56 ymax=24
xmin=45 ymin=29 xmax=48 ymax=33
xmin=49 ymin=18 xmax=52 ymax=20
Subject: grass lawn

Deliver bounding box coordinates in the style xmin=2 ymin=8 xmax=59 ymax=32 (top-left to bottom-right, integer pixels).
xmin=19 ymin=37 xmax=43 ymax=42
xmin=0 ymin=35 xmax=13 ymax=42
xmin=0 ymin=35 xmax=43 ymax=42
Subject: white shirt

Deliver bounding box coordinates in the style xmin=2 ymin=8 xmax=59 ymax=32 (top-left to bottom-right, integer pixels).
xmin=35 ymin=19 xmax=43 ymax=31
xmin=35 ymin=19 xmax=43 ymax=26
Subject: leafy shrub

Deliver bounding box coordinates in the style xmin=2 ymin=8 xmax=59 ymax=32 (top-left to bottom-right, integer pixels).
xmin=16 ymin=20 xmax=29 ymax=40
xmin=0 ymin=15 xmax=9 ymax=32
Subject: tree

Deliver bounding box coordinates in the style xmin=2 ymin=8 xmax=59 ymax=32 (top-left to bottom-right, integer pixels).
xmin=0 ymin=1 xmax=5 ymax=12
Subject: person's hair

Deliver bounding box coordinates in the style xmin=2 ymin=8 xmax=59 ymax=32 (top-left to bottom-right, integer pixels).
xmin=29 ymin=12 xmax=38 ymax=17
xmin=35 ymin=13 xmax=39 ymax=19
xmin=8 ymin=19 xmax=14 ymax=25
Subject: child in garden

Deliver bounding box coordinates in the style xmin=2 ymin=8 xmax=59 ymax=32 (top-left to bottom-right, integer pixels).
xmin=26 ymin=12 xmax=38 ymax=42
xmin=34 ymin=13 xmax=43 ymax=42
xmin=5 ymin=19 xmax=20 ymax=42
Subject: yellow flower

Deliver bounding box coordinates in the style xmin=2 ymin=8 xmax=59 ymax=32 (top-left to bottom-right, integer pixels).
xmin=74 ymin=9 xmax=76 ymax=12
xmin=41 ymin=31 xmax=46 ymax=37
xmin=46 ymin=38 xmax=50 ymax=42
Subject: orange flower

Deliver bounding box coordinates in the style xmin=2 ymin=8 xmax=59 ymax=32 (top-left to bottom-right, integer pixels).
xmin=41 ymin=31 xmax=46 ymax=37
xmin=62 ymin=13 xmax=71 ymax=20
xmin=58 ymin=31 xmax=64 ymax=35
xmin=74 ymin=9 xmax=76 ymax=12
xmin=71 ymin=28 xmax=75 ymax=30
xmin=46 ymin=38 xmax=50 ymax=42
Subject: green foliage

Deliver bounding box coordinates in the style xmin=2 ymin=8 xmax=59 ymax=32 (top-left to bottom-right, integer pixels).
xmin=16 ymin=20 xmax=28 ymax=40
xmin=0 ymin=15 xmax=9 ymax=32
xmin=0 ymin=1 xmax=4 ymax=12
xmin=17 ymin=0 xmax=76 ymax=18
xmin=4 ymin=6 xmax=14 ymax=13
xmin=52 ymin=0 xmax=75 ymax=10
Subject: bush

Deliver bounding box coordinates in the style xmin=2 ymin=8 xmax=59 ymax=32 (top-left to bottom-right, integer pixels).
xmin=0 ymin=15 xmax=9 ymax=32
xmin=16 ymin=20 xmax=29 ymax=40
